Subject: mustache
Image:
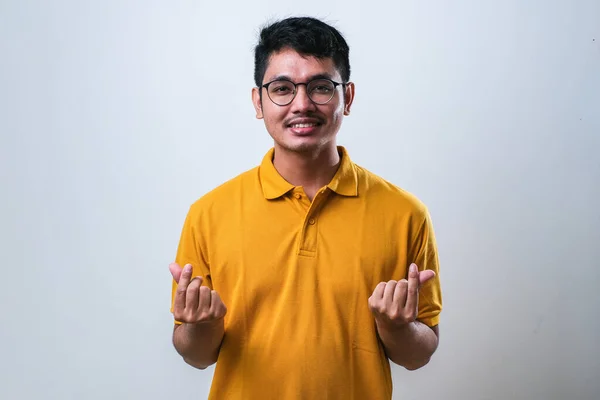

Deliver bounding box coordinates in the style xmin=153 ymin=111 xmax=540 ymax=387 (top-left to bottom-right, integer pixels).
xmin=284 ymin=115 xmax=325 ymax=126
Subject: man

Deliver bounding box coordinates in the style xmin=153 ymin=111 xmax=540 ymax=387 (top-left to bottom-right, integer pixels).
xmin=169 ymin=16 xmax=442 ymax=399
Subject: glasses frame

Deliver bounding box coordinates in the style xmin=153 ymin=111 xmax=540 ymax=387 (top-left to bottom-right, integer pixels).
xmin=260 ymin=78 xmax=347 ymax=106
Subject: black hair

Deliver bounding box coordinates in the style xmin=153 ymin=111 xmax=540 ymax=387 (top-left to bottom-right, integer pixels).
xmin=253 ymin=16 xmax=351 ymax=87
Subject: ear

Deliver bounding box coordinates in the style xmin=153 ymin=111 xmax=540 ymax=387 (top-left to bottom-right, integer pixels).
xmin=252 ymin=87 xmax=264 ymax=119
xmin=343 ymin=82 xmax=355 ymax=116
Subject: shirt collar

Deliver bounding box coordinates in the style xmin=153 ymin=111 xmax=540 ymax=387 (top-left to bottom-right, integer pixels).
xmin=259 ymin=146 xmax=359 ymax=200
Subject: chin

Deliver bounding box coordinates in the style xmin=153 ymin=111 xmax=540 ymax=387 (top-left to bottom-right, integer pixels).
xmin=275 ymin=135 xmax=327 ymax=152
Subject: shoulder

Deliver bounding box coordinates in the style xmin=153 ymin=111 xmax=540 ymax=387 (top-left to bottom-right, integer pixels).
xmin=187 ymin=166 xmax=260 ymax=216
xmin=354 ymin=163 xmax=429 ymax=219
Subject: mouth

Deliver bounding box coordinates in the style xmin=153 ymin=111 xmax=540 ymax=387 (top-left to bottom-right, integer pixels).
xmin=286 ymin=119 xmax=323 ymax=135
xmin=288 ymin=122 xmax=321 ymax=128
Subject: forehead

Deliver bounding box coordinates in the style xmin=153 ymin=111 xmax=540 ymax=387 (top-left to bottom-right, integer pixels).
xmin=264 ymin=48 xmax=341 ymax=82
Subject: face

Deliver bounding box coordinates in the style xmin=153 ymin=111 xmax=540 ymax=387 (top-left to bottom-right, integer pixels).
xmin=252 ymin=48 xmax=355 ymax=155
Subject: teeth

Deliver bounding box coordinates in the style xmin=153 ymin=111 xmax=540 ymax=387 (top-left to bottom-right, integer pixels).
xmin=291 ymin=123 xmax=317 ymax=128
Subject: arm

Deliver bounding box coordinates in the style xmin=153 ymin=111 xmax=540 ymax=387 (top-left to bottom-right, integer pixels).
xmin=173 ymin=319 xmax=225 ymax=369
xmin=170 ymin=263 xmax=227 ymax=370
xmin=369 ymin=263 xmax=441 ymax=370
xmin=377 ymin=321 xmax=439 ymax=371
xmin=376 ymin=316 xmax=439 ymax=370
xmin=372 ymin=207 xmax=442 ymax=369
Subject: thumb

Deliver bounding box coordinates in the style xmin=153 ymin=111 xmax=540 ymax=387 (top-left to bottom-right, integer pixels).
xmin=169 ymin=262 xmax=183 ymax=283
xmin=418 ymin=270 xmax=436 ymax=285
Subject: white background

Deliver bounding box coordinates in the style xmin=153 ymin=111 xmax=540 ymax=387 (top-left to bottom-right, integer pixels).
xmin=1 ymin=1 xmax=599 ymax=399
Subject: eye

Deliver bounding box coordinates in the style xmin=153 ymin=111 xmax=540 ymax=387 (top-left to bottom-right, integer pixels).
xmin=308 ymin=80 xmax=334 ymax=94
xmin=269 ymin=81 xmax=294 ymax=95
xmin=273 ymin=86 xmax=291 ymax=93
xmin=313 ymin=85 xmax=332 ymax=93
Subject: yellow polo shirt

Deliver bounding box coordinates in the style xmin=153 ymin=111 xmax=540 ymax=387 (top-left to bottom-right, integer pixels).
xmin=171 ymin=146 xmax=442 ymax=399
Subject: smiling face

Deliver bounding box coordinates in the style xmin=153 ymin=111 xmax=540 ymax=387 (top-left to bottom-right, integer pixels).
xmin=252 ymin=48 xmax=355 ymax=155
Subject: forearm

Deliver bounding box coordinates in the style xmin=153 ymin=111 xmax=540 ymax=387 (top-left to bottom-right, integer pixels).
xmin=173 ymin=320 xmax=225 ymax=369
xmin=376 ymin=320 xmax=438 ymax=370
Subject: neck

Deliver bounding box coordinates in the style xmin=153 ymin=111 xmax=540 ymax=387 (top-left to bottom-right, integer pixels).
xmin=272 ymin=144 xmax=341 ymax=200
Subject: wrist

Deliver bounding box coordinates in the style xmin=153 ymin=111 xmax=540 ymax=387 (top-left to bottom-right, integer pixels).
xmin=183 ymin=317 xmax=224 ymax=335
xmin=375 ymin=317 xmax=413 ymax=334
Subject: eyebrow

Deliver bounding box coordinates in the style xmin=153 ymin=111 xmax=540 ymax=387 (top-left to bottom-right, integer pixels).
xmin=267 ymin=73 xmax=335 ymax=83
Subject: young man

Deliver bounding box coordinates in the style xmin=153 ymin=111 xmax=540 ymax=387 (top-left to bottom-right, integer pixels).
xmin=169 ymin=16 xmax=442 ymax=399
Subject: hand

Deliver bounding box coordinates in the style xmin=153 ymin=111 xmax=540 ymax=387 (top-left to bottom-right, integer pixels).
xmin=368 ymin=263 xmax=435 ymax=328
xmin=170 ymin=263 xmax=227 ymax=325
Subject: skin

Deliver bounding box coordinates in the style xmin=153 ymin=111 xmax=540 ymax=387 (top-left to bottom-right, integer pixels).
xmin=171 ymin=48 xmax=439 ymax=371
xmin=251 ymin=47 xmax=355 ymax=200
xmin=368 ymin=263 xmax=440 ymax=370
xmin=171 ymin=263 xmax=226 ymax=369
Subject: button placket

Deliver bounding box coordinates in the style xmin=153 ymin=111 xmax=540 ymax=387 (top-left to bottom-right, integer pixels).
xmin=298 ymin=187 xmax=330 ymax=256
xmin=290 ymin=187 xmax=310 ymax=215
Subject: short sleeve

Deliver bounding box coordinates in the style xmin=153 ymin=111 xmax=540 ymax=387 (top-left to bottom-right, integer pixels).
xmin=170 ymin=205 xmax=212 ymax=324
xmin=409 ymin=208 xmax=443 ymax=327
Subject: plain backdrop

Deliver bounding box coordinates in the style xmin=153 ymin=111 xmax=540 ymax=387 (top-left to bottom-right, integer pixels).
xmin=1 ymin=1 xmax=599 ymax=399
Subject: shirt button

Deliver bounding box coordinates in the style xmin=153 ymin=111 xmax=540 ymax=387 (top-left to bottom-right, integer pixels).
xmin=294 ymin=193 xmax=302 ymax=199
xmin=308 ymin=218 xmax=316 ymax=225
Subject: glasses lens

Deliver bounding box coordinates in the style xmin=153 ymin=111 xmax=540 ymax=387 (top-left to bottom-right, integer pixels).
xmin=307 ymin=79 xmax=335 ymax=104
xmin=267 ymin=80 xmax=295 ymax=105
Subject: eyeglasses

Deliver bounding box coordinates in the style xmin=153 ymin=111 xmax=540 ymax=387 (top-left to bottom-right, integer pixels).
xmin=261 ymin=78 xmax=346 ymax=106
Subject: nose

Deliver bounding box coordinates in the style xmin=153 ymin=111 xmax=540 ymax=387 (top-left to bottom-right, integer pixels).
xmin=290 ymin=84 xmax=316 ymax=112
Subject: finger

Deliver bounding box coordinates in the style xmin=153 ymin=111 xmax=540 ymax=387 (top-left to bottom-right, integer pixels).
xmin=199 ymin=285 xmax=212 ymax=314
xmin=210 ymin=290 xmax=226 ymax=318
xmin=382 ymin=280 xmax=397 ymax=305
xmin=169 ymin=262 xmax=183 ymax=283
xmin=408 ymin=263 xmax=420 ymax=282
xmin=174 ymin=264 xmax=193 ymax=311
xmin=179 ymin=264 xmax=193 ymax=287
xmin=371 ymin=282 xmax=387 ymax=299
xmin=395 ymin=279 xmax=409 ymax=308
xmin=186 ymin=276 xmax=202 ymax=311
xmin=405 ymin=264 xmax=420 ymax=313
xmin=393 ymin=279 xmax=406 ymax=306
xmin=419 ymin=270 xmax=436 ymax=285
